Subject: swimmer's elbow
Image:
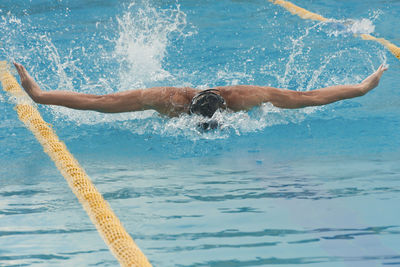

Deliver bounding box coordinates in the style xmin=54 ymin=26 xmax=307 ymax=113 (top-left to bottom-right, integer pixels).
xmin=355 ymin=84 xmax=368 ymax=97
xmin=94 ymin=94 xmax=141 ymax=113
xmin=32 ymin=91 xmax=46 ymax=104
xmin=93 ymin=95 xmax=120 ymax=113
xmin=269 ymin=91 xmax=312 ymax=109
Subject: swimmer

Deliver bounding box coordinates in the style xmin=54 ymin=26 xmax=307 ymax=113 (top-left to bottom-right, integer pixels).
xmin=13 ymin=62 xmax=388 ymax=129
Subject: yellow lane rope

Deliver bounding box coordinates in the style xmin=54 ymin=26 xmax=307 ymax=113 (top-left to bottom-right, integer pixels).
xmin=269 ymin=0 xmax=400 ymax=61
xmin=0 ymin=61 xmax=152 ymax=267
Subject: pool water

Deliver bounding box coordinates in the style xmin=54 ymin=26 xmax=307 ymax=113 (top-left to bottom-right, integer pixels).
xmin=1 ymin=0 xmax=400 ymax=266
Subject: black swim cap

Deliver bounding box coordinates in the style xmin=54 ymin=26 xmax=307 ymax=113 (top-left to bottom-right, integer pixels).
xmin=189 ymin=89 xmax=227 ymax=118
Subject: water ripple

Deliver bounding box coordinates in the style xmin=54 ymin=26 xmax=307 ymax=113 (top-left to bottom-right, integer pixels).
xmin=138 ymin=226 xmax=399 ymax=241
xmin=0 ymin=189 xmax=46 ymax=197
xmin=178 ymin=255 xmax=400 ymax=267
xmin=0 ymin=228 xmax=94 ymax=237
xmin=0 ymin=207 xmax=48 ymax=215
xmin=150 ymin=241 xmax=280 ymax=253
xmin=0 ymin=254 xmax=69 ymax=261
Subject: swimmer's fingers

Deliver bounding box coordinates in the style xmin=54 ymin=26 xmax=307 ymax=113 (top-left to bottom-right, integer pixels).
xmin=13 ymin=62 xmax=29 ymax=81
xmin=378 ymin=64 xmax=388 ymax=72
xmin=13 ymin=62 xmax=25 ymax=77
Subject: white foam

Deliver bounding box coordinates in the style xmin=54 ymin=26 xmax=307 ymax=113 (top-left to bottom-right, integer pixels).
xmin=349 ymin=18 xmax=375 ymax=34
xmin=108 ymin=103 xmax=319 ymax=140
xmin=327 ymin=18 xmax=376 ymax=37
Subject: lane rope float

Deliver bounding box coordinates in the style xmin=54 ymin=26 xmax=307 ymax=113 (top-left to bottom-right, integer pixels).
xmin=0 ymin=61 xmax=152 ymax=267
xmin=269 ymin=0 xmax=400 ymax=61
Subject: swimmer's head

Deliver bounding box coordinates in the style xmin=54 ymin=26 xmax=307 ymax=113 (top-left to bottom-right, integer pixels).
xmin=189 ymin=89 xmax=227 ymax=118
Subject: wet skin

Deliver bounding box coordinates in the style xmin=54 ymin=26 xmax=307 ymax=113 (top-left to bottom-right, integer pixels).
xmin=14 ymin=62 xmax=388 ymax=117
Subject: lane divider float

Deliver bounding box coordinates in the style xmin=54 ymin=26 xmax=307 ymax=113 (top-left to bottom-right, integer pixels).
xmin=0 ymin=61 xmax=152 ymax=267
xmin=269 ymin=0 xmax=400 ymax=61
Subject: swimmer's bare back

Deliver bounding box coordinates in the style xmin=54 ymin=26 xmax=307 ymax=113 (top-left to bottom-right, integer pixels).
xmin=14 ymin=62 xmax=388 ymax=117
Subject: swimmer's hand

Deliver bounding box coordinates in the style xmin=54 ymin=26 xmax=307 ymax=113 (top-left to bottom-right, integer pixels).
xmin=360 ymin=64 xmax=388 ymax=94
xmin=13 ymin=62 xmax=42 ymax=102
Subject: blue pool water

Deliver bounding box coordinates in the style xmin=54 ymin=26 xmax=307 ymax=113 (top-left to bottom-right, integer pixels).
xmin=1 ymin=0 xmax=400 ymax=266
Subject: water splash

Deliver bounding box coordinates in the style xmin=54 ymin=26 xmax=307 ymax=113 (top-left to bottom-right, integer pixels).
xmin=305 ymin=48 xmax=375 ymax=91
xmin=325 ymin=10 xmax=383 ymax=38
xmin=276 ymin=23 xmax=322 ymax=89
xmin=113 ymin=1 xmax=190 ymax=90
xmin=104 ymin=103 xmax=318 ymax=141
xmin=327 ymin=18 xmax=375 ymax=37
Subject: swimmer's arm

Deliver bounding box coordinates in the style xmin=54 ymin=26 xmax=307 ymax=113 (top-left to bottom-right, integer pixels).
xmin=13 ymin=62 xmax=174 ymax=114
xmin=266 ymin=65 xmax=388 ymax=109
xmin=265 ymin=84 xmax=365 ymax=109
xmin=31 ymin=89 xmax=155 ymax=113
xmin=220 ymin=65 xmax=388 ymax=110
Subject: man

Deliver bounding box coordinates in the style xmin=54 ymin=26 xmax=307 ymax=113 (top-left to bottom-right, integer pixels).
xmin=13 ymin=62 xmax=388 ymax=129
